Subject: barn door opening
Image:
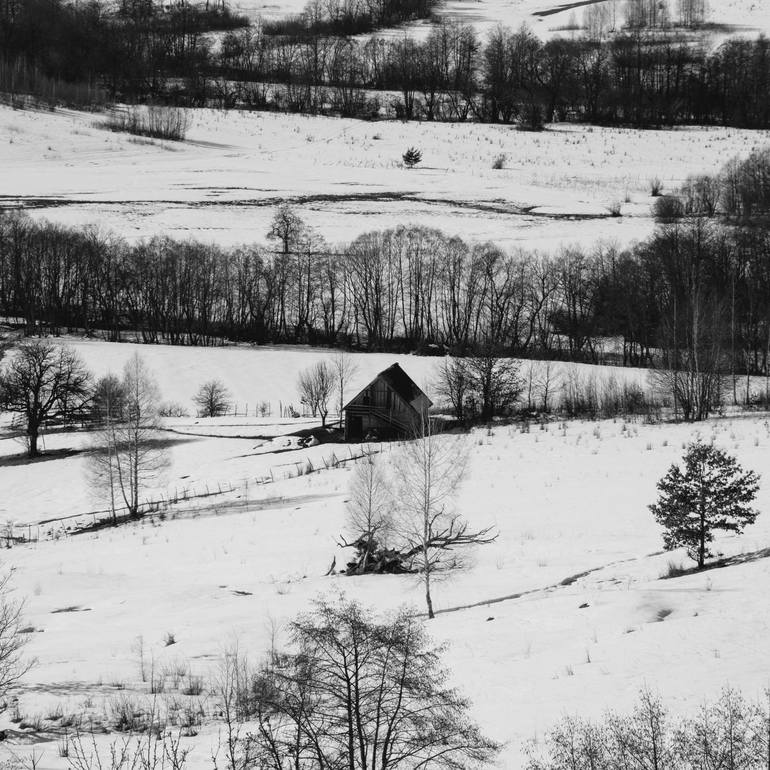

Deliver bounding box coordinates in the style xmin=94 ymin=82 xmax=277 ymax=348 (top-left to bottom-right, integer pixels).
xmin=348 ymin=415 xmax=363 ymax=441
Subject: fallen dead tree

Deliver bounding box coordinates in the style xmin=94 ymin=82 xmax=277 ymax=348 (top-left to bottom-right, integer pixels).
xmin=338 ymin=516 xmax=498 ymax=576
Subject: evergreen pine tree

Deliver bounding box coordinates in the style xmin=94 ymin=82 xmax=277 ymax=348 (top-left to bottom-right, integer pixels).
xmin=649 ymin=441 xmax=760 ymax=568
xmin=402 ymin=147 xmax=422 ymax=168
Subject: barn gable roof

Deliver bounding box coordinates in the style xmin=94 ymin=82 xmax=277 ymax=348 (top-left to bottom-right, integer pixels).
xmin=344 ymin=363 xmax=432 ymax=411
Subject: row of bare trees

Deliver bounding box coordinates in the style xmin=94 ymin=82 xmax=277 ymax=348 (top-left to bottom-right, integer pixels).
xmin=2 ymin=0 xmax=769 ymax=129
xmin=214 ymin=24 xmax=770 ymax=126
xmin=585 ymin=0 xmax=708 ymax=34
xmin=263 ymin=0 xmax=438 ymax=37
xmin=4 ymin=200 xmax=770 ymax=394
xmin=0 ymin=0 xmax=248 ymax=104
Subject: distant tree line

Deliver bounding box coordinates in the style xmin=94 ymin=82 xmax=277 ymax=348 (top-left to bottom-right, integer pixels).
xmin=0 ymin=208 xmax=769 ymax=396
xmin=0 ymin=0 xmax=248 ymax=104
xmin=215 ymin=23 xmax=770 ymax=127
xmin=4 ymin=0 xmax=770 ymax=129
xmin=3 ymin=149 xmax=770 ymax=390
xmin=262 ymin=0 xmax=439 ymax=38
xmin=178 ymin=24 xmax=770 ymax=126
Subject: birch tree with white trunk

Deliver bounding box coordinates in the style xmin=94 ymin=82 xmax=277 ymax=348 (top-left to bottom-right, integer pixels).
xmin=392 ymin=424 xmax=496 ymax=618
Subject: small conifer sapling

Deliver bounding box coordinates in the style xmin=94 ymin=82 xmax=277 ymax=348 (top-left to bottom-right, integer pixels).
xmin=402 ymin=147 xmax=422 ymax=168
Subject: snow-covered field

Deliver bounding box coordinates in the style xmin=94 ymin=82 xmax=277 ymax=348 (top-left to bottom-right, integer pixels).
xmin=2 ymin=104 xmax=768 ymax=250
xmin=3 ymin=15 xmax=770 ymax=759
xmin=1 ymin=342 xmax=769 ymax=768
xmin=0 ymin=341 xmax=652 ymax=528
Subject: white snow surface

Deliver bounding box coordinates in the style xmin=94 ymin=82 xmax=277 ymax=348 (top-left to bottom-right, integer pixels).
xmin=0 ymin=341 xmax=650 ymax=527
xmin=2 ymin=105 xmax=769 ymax=250
xmin=0 ymin=343 xmax=769 ymax=768
xmin=3 ymin=47 xmax=770 ymax=764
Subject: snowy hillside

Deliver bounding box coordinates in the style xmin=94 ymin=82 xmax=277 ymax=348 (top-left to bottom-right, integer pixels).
xmin=2 ymin=105 xmax=767 ymax=250
xmin=0 ymin=341 xmax=769 ymax=767
xmin=0 ymin=341 xmax=651 ymax=527
xmin=3 ymin=1 xmax=770 ymax=760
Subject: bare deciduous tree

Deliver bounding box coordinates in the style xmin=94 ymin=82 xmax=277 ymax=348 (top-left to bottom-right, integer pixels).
xmin=393 ymin=425 xmax=497 ymax=618
xmin=466 ymin=350 xmax=523 ymax=421
xmin=435 ymin=356 xmax=472 ymax=421
xmin=117 ymin=355 xmax=167 ymax=517
xmin=212 ymin=642 xmax=258 ymax=770
xmin=88 ymin=373 xmax=128 ymax=525
xmin=297 ymin=361 xmax=335 ymax=426
xmin=677 ymin=0 xmax=707 ymax=27
xmin=331 ymin=350 xmax=358 ymax=425
xmin=537 ymin=360 xmax=559 ymax=412
xmin=193 ymin=379 xmax=232 ymax=417
xmin=341 ymin=455 xmax=393 ymax=573
xmin=682 ymin=174 xmax=721 ymax=217
xmin=0 ymin=571 xmax=33 ymax=697
xmin=92 ymin=373 xmax=127 ymax=423
xmin=251 ymin=596 xmax=500 ymax=769
xmin=436 ymin=353 xmax=522 ymax=422
xmin=266 ymin=204 xmax=308 ymax=257
xmin=89 ymin=355 xmax=168 ymax=520
xmin=648 ymin=219 xmax=727 ymax=422
xmin=0 ymin=341 xmax=91 ymax=457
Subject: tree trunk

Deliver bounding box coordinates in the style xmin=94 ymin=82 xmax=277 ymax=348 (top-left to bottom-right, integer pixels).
xmin=424 ymin=564 xmax=435 ymax=619
xmin=27 ymin=422 xmax=39 ymax=458
xmin=699 ymin=493 xmax=706 ymax=568
xmin=132 ymin=426 xmax=140 ymax=516
xmin=108 ymin=426 xmax=117 ymax=525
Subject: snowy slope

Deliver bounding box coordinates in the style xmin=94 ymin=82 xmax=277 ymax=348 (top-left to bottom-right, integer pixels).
xmin=0 ymin=341 xmax=652 ymax=527
xmin=1 ymin=391 xmax=769 ymax=767
xmin=2 ymin=105 xmax=767 ymax=250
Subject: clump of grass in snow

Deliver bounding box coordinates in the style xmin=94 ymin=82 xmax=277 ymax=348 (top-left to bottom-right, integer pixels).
xmin=108 ymin=693 xmax=150 ymax=732
xmin=182 ymin=674 xmax=204 ymax=696
xmin=662 ymin=559 xmax=686 ymax=579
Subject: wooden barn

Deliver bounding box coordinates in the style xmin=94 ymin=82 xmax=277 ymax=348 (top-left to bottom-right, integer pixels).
xmin=343 ymin=363 xmax=432 ymax=442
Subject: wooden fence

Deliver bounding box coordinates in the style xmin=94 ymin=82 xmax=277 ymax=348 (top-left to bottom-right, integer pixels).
xmin=3 ymin=443 xmax=384 ymax=547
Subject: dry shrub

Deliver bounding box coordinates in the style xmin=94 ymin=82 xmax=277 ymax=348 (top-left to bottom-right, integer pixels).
xmin=99 ymin=105 xmax=190 ymax=141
